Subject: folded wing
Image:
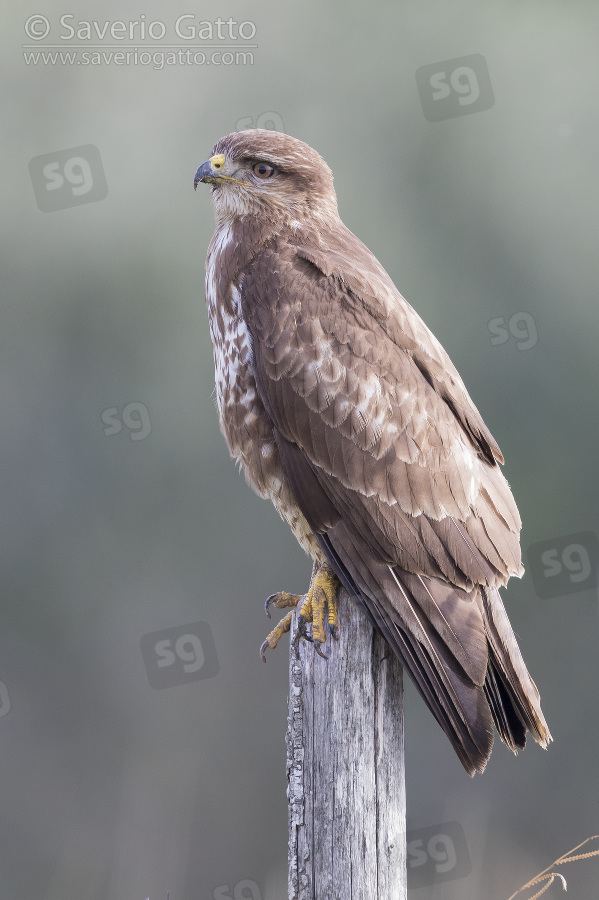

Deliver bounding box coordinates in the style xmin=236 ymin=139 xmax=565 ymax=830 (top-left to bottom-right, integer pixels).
xmin=240 ymin=231 xmax=550 ymax=774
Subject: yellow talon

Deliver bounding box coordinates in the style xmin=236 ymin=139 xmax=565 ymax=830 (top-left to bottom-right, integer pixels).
xmin=298 ymin=592 xmax=313 ymax=625
xmin=260 ymin=610 xmax=294 ymax=661
xmin=261 ymin=562 xmax=340 ymax=661
xmin=307 ymin=565 xmax=334 ymax=644
xmin=265 ymin=591 xmax=302 ymax=618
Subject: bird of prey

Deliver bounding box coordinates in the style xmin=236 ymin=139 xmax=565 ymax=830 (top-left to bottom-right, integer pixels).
xmin=194 ymin=129 xmax=551 ymax=775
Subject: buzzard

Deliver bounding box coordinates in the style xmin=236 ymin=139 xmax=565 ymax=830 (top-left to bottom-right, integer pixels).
xmin=194 ymin=129 xmax=551 ymax=775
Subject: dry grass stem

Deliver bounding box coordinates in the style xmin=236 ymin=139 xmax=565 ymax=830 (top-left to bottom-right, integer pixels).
xmin=507 ymin=834 xmax=599 ymax=899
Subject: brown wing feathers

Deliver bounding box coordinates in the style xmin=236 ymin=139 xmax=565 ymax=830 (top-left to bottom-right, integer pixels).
xmin=317 ymin=528 xmax=495 ymax=776
xmin=242 ymin=236 xmax=550 ymax=774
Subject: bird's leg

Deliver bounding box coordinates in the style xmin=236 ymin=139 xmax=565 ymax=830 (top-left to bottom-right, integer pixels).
xmin=260 ymin=562 xmax=340 ymax=661
xmin=296 ymin=562 xmax=340 ymax=656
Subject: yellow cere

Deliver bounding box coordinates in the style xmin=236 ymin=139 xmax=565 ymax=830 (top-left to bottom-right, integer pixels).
xmin=210 ymin=154 xmax=226 ymax=170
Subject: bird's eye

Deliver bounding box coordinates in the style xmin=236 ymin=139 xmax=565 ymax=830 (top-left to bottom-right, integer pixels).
xmin=253 ymin=162 xmax=276 ymax=179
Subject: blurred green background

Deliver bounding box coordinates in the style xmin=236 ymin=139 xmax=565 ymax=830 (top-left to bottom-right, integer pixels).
xmin=2 ymin=1 xmax=599 ymax=897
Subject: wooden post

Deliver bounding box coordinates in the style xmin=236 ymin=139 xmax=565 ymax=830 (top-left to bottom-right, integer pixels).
xmin=286 ymin=587 xmax=406 ymax=900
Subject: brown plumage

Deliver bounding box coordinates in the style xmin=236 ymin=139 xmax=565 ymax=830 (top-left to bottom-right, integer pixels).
xmin=194 ymin=129 xmax=551 ymax=775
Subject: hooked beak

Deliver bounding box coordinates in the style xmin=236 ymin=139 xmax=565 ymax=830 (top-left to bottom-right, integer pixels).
xmin=194 ymin=153 xmax=250 ymax=191
xmin=194 ymin=159 xmax=217 ymax=190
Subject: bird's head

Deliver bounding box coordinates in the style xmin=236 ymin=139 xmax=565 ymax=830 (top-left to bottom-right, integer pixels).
xmin=194 ymin=129 xmax=339 ymax=227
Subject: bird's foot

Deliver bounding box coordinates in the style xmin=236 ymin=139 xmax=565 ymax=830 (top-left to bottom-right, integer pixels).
xmin=260 ymin=563 xmax=340 ymax=661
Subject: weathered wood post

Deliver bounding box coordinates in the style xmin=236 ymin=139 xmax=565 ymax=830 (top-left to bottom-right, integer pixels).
xmin=286 ymin=587 xmax=406 ymax=900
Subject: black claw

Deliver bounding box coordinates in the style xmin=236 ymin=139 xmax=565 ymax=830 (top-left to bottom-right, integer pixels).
xmin=300 ymin=615 xmax=314 ymax=642
xmin=292 ymin=630 xmax=302 ymax=658
xmin=329 ymin=624 xmax=339 ymax=640
xmin=260 ymin=639 xmax=269 ymax=662
xmin=292 ymin=614 xmax=306 ymax=655
xmin=265 ymin=593 xmax=278 ymax=618
xmin=297 ymin=613 xmax=306 ymax=632
xmin=314 ymin=641 xmax=329 ymax=660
